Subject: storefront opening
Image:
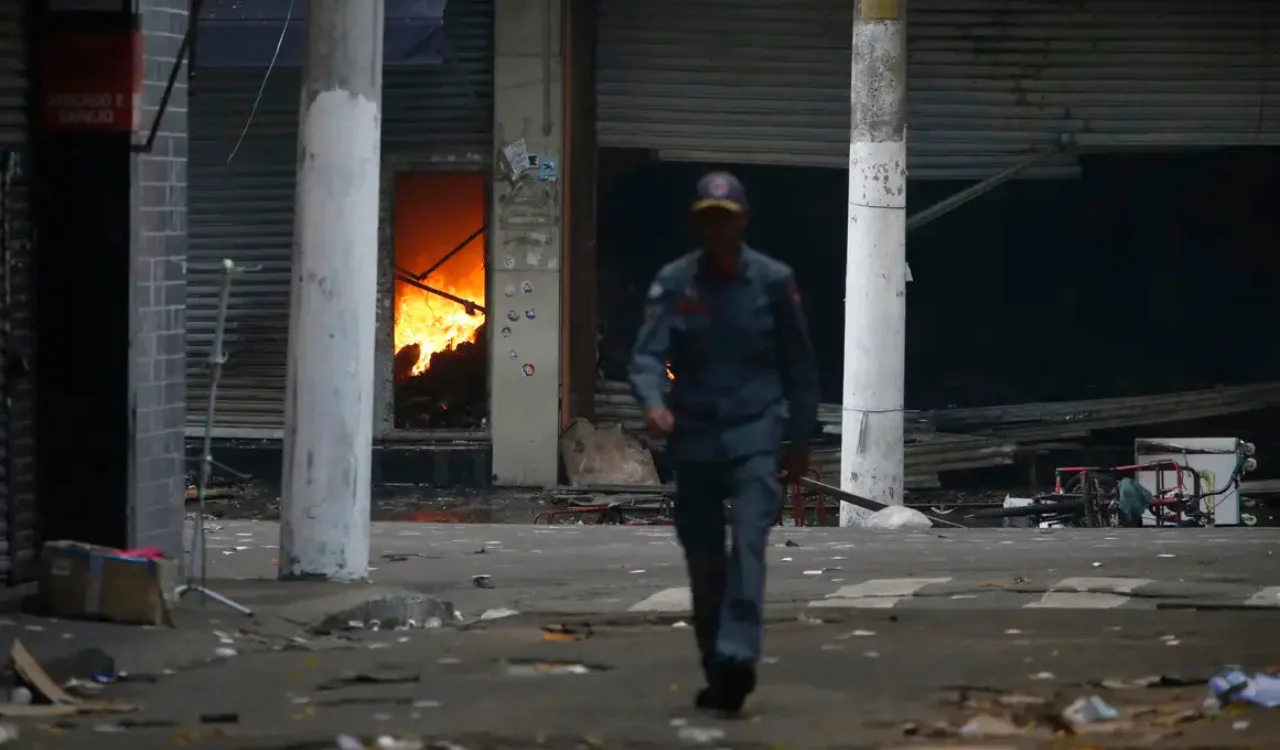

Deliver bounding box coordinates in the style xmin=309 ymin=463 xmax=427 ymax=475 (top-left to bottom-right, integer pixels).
xmin=392 ymin=171 xmax=488 ymax=430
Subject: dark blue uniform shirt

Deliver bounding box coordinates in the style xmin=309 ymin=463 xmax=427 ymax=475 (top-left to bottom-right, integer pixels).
xmin=628 ymin=246 xmax=821 ymax=463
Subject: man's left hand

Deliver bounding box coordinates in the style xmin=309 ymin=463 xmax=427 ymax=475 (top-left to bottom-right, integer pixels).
xmin=781 ymin=444 xmax=810 ymax=483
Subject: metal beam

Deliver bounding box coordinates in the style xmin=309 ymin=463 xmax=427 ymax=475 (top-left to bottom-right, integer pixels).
xmin=906 ymin=149 xmax=1061 ymax=233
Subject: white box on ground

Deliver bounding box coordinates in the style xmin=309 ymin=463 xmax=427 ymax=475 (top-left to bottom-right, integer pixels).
xmin=1135 ymin=437 xmax=1241 ymax=526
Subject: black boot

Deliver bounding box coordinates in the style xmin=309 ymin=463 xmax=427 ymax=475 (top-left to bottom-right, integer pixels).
xmin=694 ymin=657 xmax=756 ymax=714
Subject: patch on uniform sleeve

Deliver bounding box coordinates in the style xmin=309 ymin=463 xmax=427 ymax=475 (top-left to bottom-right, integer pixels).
xmin=647 ymin=281 xmax=664 ymax=300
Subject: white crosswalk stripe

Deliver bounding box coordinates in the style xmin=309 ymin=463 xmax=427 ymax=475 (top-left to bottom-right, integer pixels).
xmin=629 ymin=587 xmax=691 ymax=612
xmin=1244 ymin=586 xmax=1280 ymax=607
xmin=1024 ymin=577 xmax=1153 ymax=609
xmin=809 ymin=578 xmax=953 ymax=609
xmin=625 ymin=576 xmax=1280 ymax=614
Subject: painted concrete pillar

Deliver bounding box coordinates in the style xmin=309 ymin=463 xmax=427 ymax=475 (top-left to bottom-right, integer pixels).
xmin=279 ymin=0 xmax=385 ymax=580
xmin=489 ymin=0 xmax=564 ymax=487
xmin=840 ymin=0 xmax=908 ymax=526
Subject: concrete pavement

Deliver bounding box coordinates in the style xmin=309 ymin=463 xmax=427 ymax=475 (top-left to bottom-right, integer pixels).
xmin=196 ymin=521 xmax=1280 ymax=618
xmin=10 ymin=609 xmax=1280 ymax=748
xmin=0 ymin=523 xmax=1275 ymax=747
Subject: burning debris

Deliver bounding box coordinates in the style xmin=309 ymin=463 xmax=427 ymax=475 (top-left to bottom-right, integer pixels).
xmin=394 ymin=324 xmax=487 ymax=430
xmin=391 ymin=171 xmax=489 ymax=430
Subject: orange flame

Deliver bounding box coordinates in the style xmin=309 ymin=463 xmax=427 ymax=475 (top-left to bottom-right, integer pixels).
xmin=392 ymin=171 xmax=487 ymax=375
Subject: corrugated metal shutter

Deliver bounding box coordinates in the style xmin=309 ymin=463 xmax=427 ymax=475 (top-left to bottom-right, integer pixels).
xmin=187 ymin=0 xmax=494 ymax=433
xmin=597 ymin=0 xmax=1280 ymax=178
xmin=0 ymin=2 xmax=35 ymax=584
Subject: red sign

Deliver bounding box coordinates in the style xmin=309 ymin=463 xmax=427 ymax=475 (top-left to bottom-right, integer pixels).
xmin=40 ymin=29 xmax=141 ymax=132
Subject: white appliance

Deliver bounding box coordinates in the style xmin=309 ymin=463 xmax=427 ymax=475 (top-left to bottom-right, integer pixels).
xmin=1135 ymin=437 xmax=1244 ymax=526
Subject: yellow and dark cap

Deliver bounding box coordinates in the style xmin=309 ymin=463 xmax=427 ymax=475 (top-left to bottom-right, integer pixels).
xmin=692 ymin=171 xmax=747 ymax=213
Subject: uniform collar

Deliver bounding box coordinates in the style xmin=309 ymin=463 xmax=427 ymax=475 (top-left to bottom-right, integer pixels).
xmin=696 ymin=245 xmax=749 ymax=281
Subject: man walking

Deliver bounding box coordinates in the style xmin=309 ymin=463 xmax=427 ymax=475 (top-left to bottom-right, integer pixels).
xmin=628 ymin=171 xmax=820 ymax=713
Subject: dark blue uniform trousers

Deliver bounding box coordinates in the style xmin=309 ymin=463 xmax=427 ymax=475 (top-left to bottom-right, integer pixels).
xmin=673 ymin=452 xmax=781 ymax=670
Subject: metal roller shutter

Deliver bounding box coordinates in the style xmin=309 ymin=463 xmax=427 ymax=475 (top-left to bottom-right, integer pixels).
xmin=187 ymin=0 xmax=494 ymax=434
xmin=0 ymin=1 xmax=35 ymax=584
xmin=597 ymin=0 xmax=1280 ymax=178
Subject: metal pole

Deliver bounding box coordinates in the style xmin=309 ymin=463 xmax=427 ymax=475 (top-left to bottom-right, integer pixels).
xmin=175 ymin=259 xmax=253 ymax=615
xmin=280 ymin=0 xmax=385 ymax=580
xmin=840 ymin=0 xmax=907 ymax=527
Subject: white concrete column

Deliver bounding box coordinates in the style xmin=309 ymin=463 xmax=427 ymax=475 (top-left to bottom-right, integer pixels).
xmin=489 ymin=0 xmax=564 ymax=487
xmin=279 ymin=0 xmax=385 ymax=579
xmin=840 ymin=0 xmax=907 ymax=526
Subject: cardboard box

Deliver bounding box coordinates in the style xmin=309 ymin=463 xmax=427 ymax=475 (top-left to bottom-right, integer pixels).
xmin=40 ymin=541 xmax=177 ymax=627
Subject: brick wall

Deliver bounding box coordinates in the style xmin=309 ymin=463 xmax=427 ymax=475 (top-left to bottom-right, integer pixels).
xmin=130 ymin=0 xmax=189 ymax=556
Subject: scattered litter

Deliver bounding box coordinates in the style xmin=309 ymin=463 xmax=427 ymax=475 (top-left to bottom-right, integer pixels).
xmin=541 ymin=623 xmax=592 ymax=642
xmin=781 ymin=557 xmax=793 ymax=562
xmin=959 ymin=714 xmax=1024 ymax=737
xmin=1158 ymin=553 xmax=1176 ymax=558
xmin=846 ymin=629 xmax=876 ymax=638
xmin=93 ymin=723 xmax=126 ymax=733
xmin=336 ymin=735 xmax=364 ymax=750
xmin=0 ymin=641 xmax=137 ymax=718
xmin=996 ymin=692 xmax=1045 ymax=708
xmin=4 ymin=689 xmax=29 ymax=706
xmin=1004 ymin=629 xmax=1023 ymax=635
xmin=1160 ymin=634 xmax=1181 ymax=646
xmin=672 ymin=621 xmax=689 ymax=629
xmin=311 ymin=594 xmax=457 ymax=635
xmin=629 ymin=570 xmax=646 ymax=574
xmin=1093 ymin=674 xmax=1202 ymax=690
xmin=214 ymin=647 xmax=238 ymax=659
xmin=784 ymin=539 xmax=801 ymax=547
xmin=380 ymin=552 xmax=438 ymax=562
xmin=1233 ymin=719 xmax=1251 ymax=730
xmin=318 ymin=671 xmax=419 ymax=690
xmin=504 ymin=660 xmax=602 ymax=677
xmin=198 ymin=712 xmax=239 ymax=724
xmin=0 ymin=723 xmax=15 ymax=744
xmin=479 ymin=608 xmax=519 ymax=621
xmin=1208 ymin=668 xmax=1280 ymax=709
xmin=1029 ymin=671 xmax=1055 ymax=681
xmin=472 ymin=574 xmax=495 ymax=589
xmin=1062 ymin=695 xmax=1120 ymax=726
xmin=412 ymin=699 xmax=441 ymax=709
xmin=859 ymin=506 xmax=932 ymax=531
xmin=676 ymin=725 xmax=725 ymax=743
xmin=1092 ymin=562 xmax=1102 ymax=567
xmin=375 ymin=737 xmax=425 ymax=750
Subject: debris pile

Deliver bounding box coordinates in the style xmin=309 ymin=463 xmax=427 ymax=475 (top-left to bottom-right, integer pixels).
xmin=595 ymin=378 xmax=1280 ymax=491
xmin=922 ymin=665 xmax=1280 ymax=743
xmin=393 ymin=324 xmax=488 ymax=430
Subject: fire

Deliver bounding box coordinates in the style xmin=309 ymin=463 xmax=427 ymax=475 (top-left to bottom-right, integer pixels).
xmin=394 ymin=265 xmax=486 ymax=375
xmin=391 ymin=171 xmax=487 ymax=376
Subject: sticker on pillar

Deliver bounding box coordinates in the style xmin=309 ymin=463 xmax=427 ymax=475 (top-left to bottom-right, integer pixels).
xmin=503 ymin=284 xmax=516 ymax=297
xmin=501 ymin=138 xmax=530 ymax=176
xmin=524 ymin=309 xmax=536 ymax=320
xmin=503 ymin=256 xmax=516 ymax=269
xmin=520 ymin=280 xmax=534 ymax=294
xmin=525 ymin=153 xmax=540 ymax=172
xmin=508 ymin=349 xmax=518 ymax=359
xmin=522 ymin=364 xmax=536 ymax=377
xmin=501 ymin=326 xmax=512 ymax=338
xmin=506 ymin=310 xmax=519 ymax=322
xmin=538 ymin=157 xmax=558 ymax=183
